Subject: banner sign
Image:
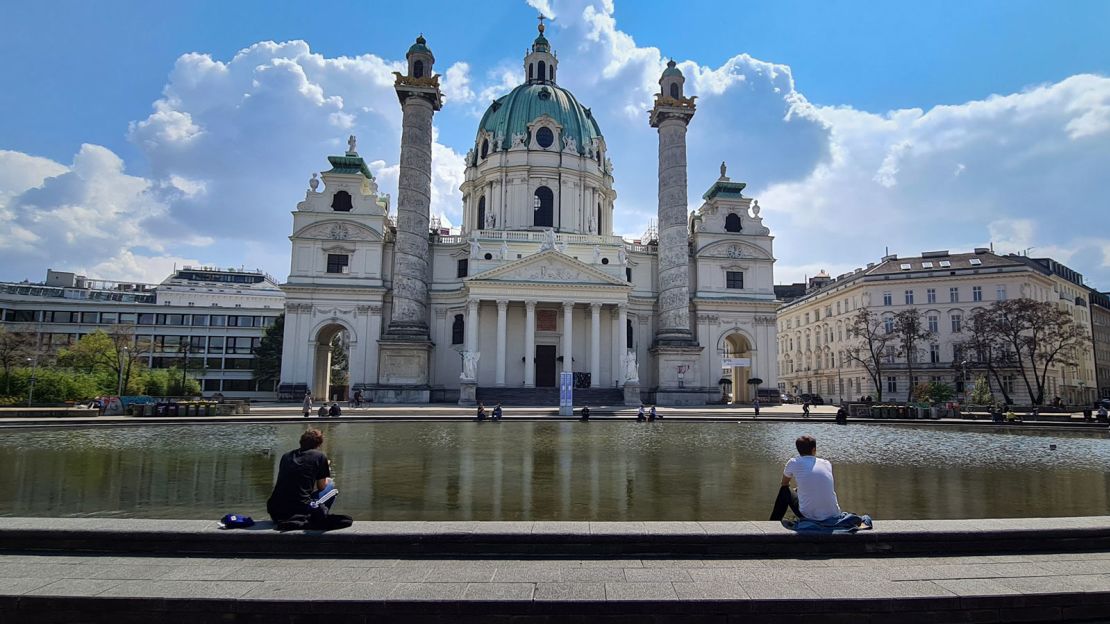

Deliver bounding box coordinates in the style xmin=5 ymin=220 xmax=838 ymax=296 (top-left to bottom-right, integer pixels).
xmin=721 ymin=358 xmax=751 ymax=368
xmin=559 ymin=372 xmax=573 ymax=407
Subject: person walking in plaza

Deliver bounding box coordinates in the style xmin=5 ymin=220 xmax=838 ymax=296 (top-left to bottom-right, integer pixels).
xmin=769 ymin=435 xmax=871 ymax=531
xmin=493 ymin=402 xmax=503 ymax=421
xmin=266 ymin=428 xmax=350 ymax=531
xmin=802 ymin=400 xmax=811 ymax=418
xmin=302 ymin=392 xmax=312 ymax=418
xmin=753 ymin=397 xmax=760 ymax=418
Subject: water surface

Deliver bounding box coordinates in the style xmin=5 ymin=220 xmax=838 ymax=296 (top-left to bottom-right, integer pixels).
xmin=1 ymin=421 xmax=1107 ymax=520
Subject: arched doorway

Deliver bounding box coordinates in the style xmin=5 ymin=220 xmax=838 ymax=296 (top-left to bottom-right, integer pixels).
xmin=312 ymin=323 xmax=351 ymax=402
xmin=723 ymin=333 xmax=754 ymax=404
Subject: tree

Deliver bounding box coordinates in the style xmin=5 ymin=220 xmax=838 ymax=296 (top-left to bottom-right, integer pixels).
xmin=892 ymin=309 xmax=934 ymax=402
xmin=0 ymin=327 xmax=32 ymax=394
xmin=330 ymin=331 xmax=349 ymax=387
xmin=913 ymin=381 xmax=954 ymax=405
xmin=988 ymin=298 xmax=1090 ymax=406
xmin=970 ymin=375 xmax=993 ymax=405
xmin=56 ymin=326 xmax=144 ymax=394
xmin=845 ymin=308 xmax=896 ymax=401
xmin=957 ymin=308 xmax=1017 ymax=406
xmin=252 ymin=314 xmax=284 ymax=391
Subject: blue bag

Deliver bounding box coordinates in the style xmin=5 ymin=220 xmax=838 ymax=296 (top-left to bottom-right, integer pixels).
xmin=218 ymin=513 xmax=255 ymax=529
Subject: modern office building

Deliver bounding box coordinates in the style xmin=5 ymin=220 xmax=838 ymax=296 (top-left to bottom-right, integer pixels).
xmin=0 ymin=267 xmax=284 ymax=399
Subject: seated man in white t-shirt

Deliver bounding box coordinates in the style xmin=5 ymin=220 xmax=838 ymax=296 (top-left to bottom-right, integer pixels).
xmin=770 ymin=435 xmax=841 ymax=521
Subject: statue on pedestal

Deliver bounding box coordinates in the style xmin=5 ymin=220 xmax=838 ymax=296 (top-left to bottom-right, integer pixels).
xmin=347 ymin=135 xmax=358 ymax=154
xmin=624 ymin=349 xmax=640 ymax=384
xmin=592 ymin=245 xmax=602 ymax=264
xmin=461 ymin=351 xmax=480 ymax=381
xmin=469 ymin=233 xmax=482 ymax=259
xmin=618 ymin=245 xmax=628 ymax=266
xmin=500 ymin=240 xmax=509 ymax=260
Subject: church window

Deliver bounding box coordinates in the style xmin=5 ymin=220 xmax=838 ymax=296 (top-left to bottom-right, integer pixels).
xmin=331 ymin=190 xmax=353 ymax=212
xmin=533 ymin=186 xmax=554 ymax=227
xmin=536 ymin=126 xmax=554 ymax=149
xmin=480 ymin=139 xmax=489 ymax=160
xmin=669 ymin=82 xmax=680 ymax=99
xmin=456 ymin=259 xmax=468 ymax=278
xmin=549 ymin=64 xmax=554 ymax=81
xmin=529 ymin=63 xmax=534 ymax=81
xmin=597 ymin=203 xmax=603 ymax=234
xmin=726 ymin=271 xmax=744 ymax=289
xmin=537 ymin=60 xmax=546 ymax=82
xmin=626 ymin=268 xmax=632 ymax=282
xmin=476 ymin=196 xmax=486 ymax=230
xmin=483 ymin=253 xmax=493 ymax=260
xmin=601 ymin=258 xmax=609 ymax=265
xmin=724 ymin=213 xmax=742 ymax=232
xmin=326 ymin=254 xmax=349 ymax=274
xmin=451 ymin=314 xmax=464 ymax=345
xmin=626 ymin=319 xmax=634 ymax=347
xmin=413 ymin=60 xmax=424 ymax=78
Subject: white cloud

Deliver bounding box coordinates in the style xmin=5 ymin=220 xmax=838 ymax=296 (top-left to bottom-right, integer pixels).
xmin=442 ymin=62 xmax=475 ymax=104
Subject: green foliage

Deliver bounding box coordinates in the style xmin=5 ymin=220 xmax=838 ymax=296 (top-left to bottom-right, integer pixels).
xmin=970 ymin=375 xmax=993 ymax=405
xmin=252 ymin=314 xmax=283 ymax=386
xmin=0 ymin=367 xmax=103 ymax=404
xmin=330 ymin=331 xmax=349 ymax=386
xmin=140 ymin=368 xmax=201 ymax=397
xmin=913 ymin=381 xmax=954 ymax=405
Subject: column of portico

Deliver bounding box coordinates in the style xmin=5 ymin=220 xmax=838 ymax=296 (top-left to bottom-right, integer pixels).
xmin=617 ymin=304 xmax=628 ymax=387
xmin=590 ymin=303 xmax=601 ymax=388
xmin=466 ymin=299 xmax=480 ymax=356
xmin=562 ymin=302 xmax=574 ymax=373
xmin=524 ymin=300 xmax=536 ymax=387
xmin=495 ymin=300 xmax=508 ymax=386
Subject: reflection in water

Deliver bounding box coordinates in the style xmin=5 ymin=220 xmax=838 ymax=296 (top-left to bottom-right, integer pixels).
xmin=0 ymin=422 xmax=1107 ymax=520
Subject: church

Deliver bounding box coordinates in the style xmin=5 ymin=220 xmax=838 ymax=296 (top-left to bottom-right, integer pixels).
xmin=278 ymin=22 xmax=779 ymax=406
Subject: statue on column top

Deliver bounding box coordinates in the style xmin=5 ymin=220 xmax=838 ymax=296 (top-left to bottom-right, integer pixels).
xmin=719 ymin=161 xmax=727 ymax=179
xmin=347 ymin=135 xmax=357 ymax=154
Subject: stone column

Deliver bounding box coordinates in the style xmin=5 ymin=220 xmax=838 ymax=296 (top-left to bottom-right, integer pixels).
xmin=649 ymin=99 xmax=696 ymax=346
xmin=387 ymin=94 xmax=439 ymax=338
xmin=617 ymin=304 xmax=628 ymax=387
xmin=590 ymin=303 xmax=601 ymax=388
xmin=562 ymin=302 xmax=574 ymax=373
xmin=524 ymin=300 xmax=536 ymax=387
xmin=495 ymin=299 xmax=508 ymax=386
xmin=466 ymin=299 xmax=480 ymax=355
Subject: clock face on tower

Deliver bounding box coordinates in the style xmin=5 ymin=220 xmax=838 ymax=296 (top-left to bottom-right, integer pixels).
xmin=329 ymin=224 xmax=350 ymax=240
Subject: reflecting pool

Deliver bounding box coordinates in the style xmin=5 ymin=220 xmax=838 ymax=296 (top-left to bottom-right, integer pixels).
xmin=1 ymin=421 xmax=1107 ymax=520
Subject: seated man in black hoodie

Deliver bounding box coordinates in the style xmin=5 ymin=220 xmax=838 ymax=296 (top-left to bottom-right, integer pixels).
xmin=267 ymin=428 xmax=350 ymax=530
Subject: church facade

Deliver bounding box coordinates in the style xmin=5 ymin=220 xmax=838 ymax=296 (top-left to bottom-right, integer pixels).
xmin=278 ymin=24 xmax=779 ymax=405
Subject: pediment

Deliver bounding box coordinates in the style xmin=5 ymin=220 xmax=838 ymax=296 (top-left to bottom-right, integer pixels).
xmin=293 ymin=220 xmax=382 ymax=242
xmin=468 ymin=249 xmax=628 ymax=287
xmin=698 ymin=239 xmax=771 ymax=260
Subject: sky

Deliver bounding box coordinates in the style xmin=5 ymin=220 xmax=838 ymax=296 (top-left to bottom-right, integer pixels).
xmin=1 ymin=0 xmax=1108 ymax=290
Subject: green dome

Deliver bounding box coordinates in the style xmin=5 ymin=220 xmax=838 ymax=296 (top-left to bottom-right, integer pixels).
xmin=407 ymin=35 xmax=432 ymax=57
xmin=477 ymin=83 xmax=603 ymax=155
xmin=662 ymin=60 xmax=682 ymax=78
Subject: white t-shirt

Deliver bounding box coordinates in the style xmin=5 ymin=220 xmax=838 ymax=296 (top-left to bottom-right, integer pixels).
xmin=783 ymin=455 xmax=841 ymax=521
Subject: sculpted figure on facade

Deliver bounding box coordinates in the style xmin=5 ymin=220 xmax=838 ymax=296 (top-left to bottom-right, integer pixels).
xmin=469 ymin=233 xmax=482 ymax=259
xmin=486 ymin=211 xmax=496 ymax=229
xmin=309 ymin=172 xmax=319 ymax=192
xmin=593 ymin=245 xmax=602 ymax=264
xmin=539 ymin=228 xmax=557 ymax=252
xmin=563 ymin=135 xmax=577 ymax=153
xmin=461 ymin=351 xmax=480 ymax=381
xmin=624 ymin=349 xmax=640 ymax=383
xmin=500 ymin=240 xmax=509 ymax=260
xmin=751 ymin=199 xmax=760 ymax=217
xmin=347 ymin=135 xmax=357 ymax=154
xmin=617 ymin=245 xmax=628 ymax=266
xmin=510 ymin=132 xmax=527 ymax=150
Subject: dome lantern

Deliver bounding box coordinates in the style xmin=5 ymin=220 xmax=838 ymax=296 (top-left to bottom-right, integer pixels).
xmin=659 ymin=59 xmax=685 ymax=100
xmin=524 ymin=14 xmax=558 ymax=85
xmin=406 ymin=34 xmax=435 ymax=79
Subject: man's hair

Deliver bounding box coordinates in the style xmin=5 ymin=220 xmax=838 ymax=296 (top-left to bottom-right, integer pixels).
xmin=795 ymin=435 xmax=817 ymax=455
xmin=300 ymin=428 xmax=324 ymax=450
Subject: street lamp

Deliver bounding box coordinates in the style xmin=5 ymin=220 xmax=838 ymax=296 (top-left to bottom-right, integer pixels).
xmin=25 ymin=357 xmax=36 ymax=407
xmin=117 ymin=346 xmax=129 ymax=397
xmin=960 ymin=360 xmax=969 ymax=404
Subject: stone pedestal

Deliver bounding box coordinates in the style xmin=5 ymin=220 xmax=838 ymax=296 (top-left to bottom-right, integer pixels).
xmin=374 ymin=340 xmax=431 ymax=403
xmin=623 ymin=383 xmax=642 ymax=407
xmin=458 ymin=381 xmax=477 ymax=406
xmin=651 ymin=344 xmax=706 ymax=406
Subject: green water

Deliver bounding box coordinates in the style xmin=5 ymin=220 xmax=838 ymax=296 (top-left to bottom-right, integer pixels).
xmin=1 ymin=421 xmax=1108 ymax=520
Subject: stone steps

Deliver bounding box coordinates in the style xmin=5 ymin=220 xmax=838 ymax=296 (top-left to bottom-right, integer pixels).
xmin=476 ymin=387 xmax=625 ymax=406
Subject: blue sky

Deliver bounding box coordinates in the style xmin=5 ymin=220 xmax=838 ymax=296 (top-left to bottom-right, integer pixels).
xmin=1 ymin=0 xmax=1109 ymax=288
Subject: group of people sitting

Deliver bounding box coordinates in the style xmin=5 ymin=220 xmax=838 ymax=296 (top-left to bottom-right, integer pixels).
xmin=301 ymin=393 xmax=342 ymax=418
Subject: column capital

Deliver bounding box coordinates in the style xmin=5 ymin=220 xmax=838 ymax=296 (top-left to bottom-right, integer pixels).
xmin=496 ymin=299 xmax=509 ymax=311
xmin=590 ymin=302 xmax=603 ymax=312
xmin=524 ymin=299 xmax=537 ymax=310
xmin=467 ymin=298 xmax=481 ymax=310
xmin=563 ymin=301 xmax=575 ymax=312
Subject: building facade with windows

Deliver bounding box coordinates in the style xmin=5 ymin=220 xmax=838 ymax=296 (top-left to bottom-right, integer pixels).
xmin=775 ymin=249 xmax=1097 ymax=406
xmin=278 ymin=24 xmax=779 ymax=405
xmin=0 ymin=268 xmax=284 ymax=398
xmin=1090 ymin=290 xmax=1110 ymax=400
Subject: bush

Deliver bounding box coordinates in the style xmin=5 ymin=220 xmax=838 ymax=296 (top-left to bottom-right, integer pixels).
xmin=913 ymin=381 xmax=954 ymax=405
xmin=0 ymin=368 xmax=104 ymax=404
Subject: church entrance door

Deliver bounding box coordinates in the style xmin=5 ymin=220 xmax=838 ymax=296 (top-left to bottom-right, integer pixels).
xmin=535 ymin=345 xmax=557 ymax=387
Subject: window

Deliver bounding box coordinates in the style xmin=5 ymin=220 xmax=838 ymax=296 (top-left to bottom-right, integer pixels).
xmin=626 ymin=268 xmax=632 ymax=282
xmin=476 ymin=196 xmax=486 ymax=230
xmin=549 ymin=64 xmax=554 ymax=80
xmin=480 ymin=139 xmax=489 ymax=160
xmin=537 ymin=60 xmax=546 ymax=83
xmin=996 ymin=285 xmax=1007 ymax=301
xmin=972 ymin=286 xmax=982 ymax=302
xmin=222 ymin=379 xmax=255 ymax=392
xmin=951 ymin=314 xmax=962 ymax=333
xmin=412 ymin=59 xmax=424 ymax=79
xmin=904 ymin=290 xmax=914 ymax=305
xmin=528 ymin=64 xmax=534 ymax=81
xmin=326 ymin=254 xmax=350 ymax=274
xmin=928 ymin=315 xmax=938 ymax=333
xmin=939 ymin=260 xmax=951 ymax=268
xmin=189 ymin=336 xmax=206 ymax=351
xmin=726 ymin=271 xmax=744 ymax=289
xmin=930 ymin=343 xmax=940 ymax=363
xmin=949 ymin=287 xmax=959 ymax=303
xmin=922 ymin=261 xmax=934 ymax=268
xmin=224 ymin=357 xmax=255 ymax=370
xmin=825 ymin=305 xmax=832 ymax=318
xmin=208 ymin=337 xmax=224 ymax=353
xmin=330 ymin=190 xmax=353 ymax=212
xmin=166 ymin=314 xmax=184 ymax=326
xmin=724 ymin=213 xmax=741 ymax=232
xmin=884 ymin=316 xmax=894 ymax=334
xmin=1003 ymin=375 xmax=1015 ymax=394
xmin=138 ymin=313 xmax=155 ymax=325
xmin=626 ymin=319 xmax=634 ymax=347
xmin=80 ymin=312 xmax=98 ymax=323
xmin=457 ymin=259 xmax=468 ymax=278
xmin=191 ymin=314 xmax=208 ymax=326
xmin=451 ymin=314 xmax=464 ymax=345
xmin=533 ymin=186 xmax=554 ymax=227
xmin=899 ymin=263 xmax=912 ymax=271
xmin=669 ymin=82 xmax=680 ymax=99
xmin=535 ymin=126 xmax=554 ymax=149
xmin=927 ymin=288 xmax=936 ymax=304
xmin=119 ymin=313 xmax=137 ymax=324
xmin=836 ymin=302 xmax=841 ymax=314
xmin=969 ymin=258 xmax=982 ymax=266
xmin=887 ymin=376 xmax=898 ymax=393
xmin=101 ymin=312 xmax=118 ymax=324
xmin=210 ymin=315 xmax=226 ymax=327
